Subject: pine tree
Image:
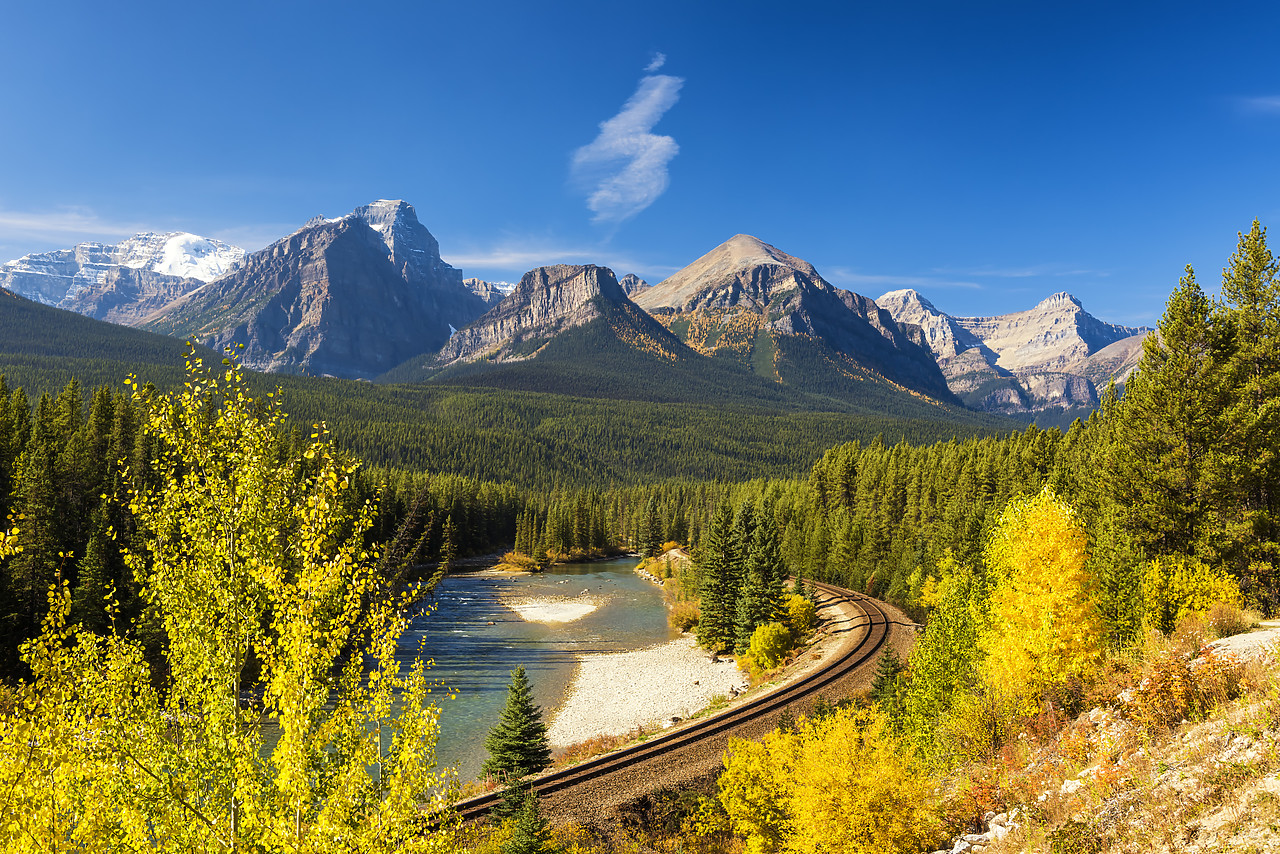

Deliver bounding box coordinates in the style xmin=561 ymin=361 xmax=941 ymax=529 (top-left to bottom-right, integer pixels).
xmin=503 ymin=788 xmax=553 ymax=854
xmin=439 ymin=514 xmax=458 ymax=575
xmin=6 ymin=401 xmax=61 ymax=659
xmin=734 ymin=501 xmax=786 ymax=653
xmin=70 ymin=504 xmax=111 ymax=635
xmin=482 ymin=664 xmax=552 ymax=781
xmin=1209 ymin=220 xmax=1280 ymax=605
xmin=696 ymin=502 xmax=736 ymax=654
xmin=642 ymin=496 xmax=661 ymax=557
xmin=869 ymin=649 xmax=905 ymax=709
xmin=1105 ymin=265 xmax=1214 ymax=557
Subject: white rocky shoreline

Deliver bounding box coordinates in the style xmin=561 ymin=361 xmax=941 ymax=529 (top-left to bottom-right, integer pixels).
xmin=545 ymin=634 xmax=748 ymax=748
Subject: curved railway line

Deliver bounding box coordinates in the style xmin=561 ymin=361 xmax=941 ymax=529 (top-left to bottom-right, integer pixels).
xmin=452 ymin=580 xmax=892 ymax=824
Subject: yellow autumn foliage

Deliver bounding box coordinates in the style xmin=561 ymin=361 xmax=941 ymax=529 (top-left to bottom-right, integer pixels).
xmin=980 ymin=487 xmax=1104 ymax=713
xmin=0 ymin=348 xmax=457 ymax=852
xmin=1141 ymin=554 xmax=1242 ymax=635
xmin=785 ymin=594 xmax=816 ymax=638
xmin=718 ymin=707 xmax=942 ymax=854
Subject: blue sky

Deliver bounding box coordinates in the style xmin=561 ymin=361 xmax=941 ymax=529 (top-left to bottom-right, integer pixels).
xmin=2 ymin=1 xmax=1279 ymax=326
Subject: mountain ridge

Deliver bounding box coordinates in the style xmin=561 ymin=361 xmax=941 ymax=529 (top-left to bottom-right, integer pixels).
xmin=635 ymin=234 xmax=956 ymax=403
xmin=141 ymin=200 xmax=490 ymax=379
xmin=877 ymin=287 xmax=1150 ymax=416
xmin=0 ymin=231 xmax=245 ymax=321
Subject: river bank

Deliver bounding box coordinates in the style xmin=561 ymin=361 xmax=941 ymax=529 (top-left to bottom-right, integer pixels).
xmin=408 ymin=558 xmax=676 ymax=782
xmin=542 ymin=581 xmax=884 ymax=752
xmin=545 ymin=634 xmax=747 ymax=748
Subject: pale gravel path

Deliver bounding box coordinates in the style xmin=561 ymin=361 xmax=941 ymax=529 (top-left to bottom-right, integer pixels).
xmin=1209 ymin=621 xmax=1280 ymax=660
xmin=545 ymin=635 xmax=748 ymax=747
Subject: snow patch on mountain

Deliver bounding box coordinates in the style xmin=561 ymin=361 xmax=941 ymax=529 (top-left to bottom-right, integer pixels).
xmin=149 ymin=234 xmax=246 ymax=281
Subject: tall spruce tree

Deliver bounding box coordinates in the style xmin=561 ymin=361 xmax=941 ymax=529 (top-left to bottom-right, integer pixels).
xmin=1210 ymin=220 xmax=1280 ymax=606
xmin=869 ymin=648 xmax=906 ymax=709
xmin=696 ymin=502 xmax=737 ymax=654
xmin=69 ymin=504 xmax=111 ymax=635
xmin=482 ymin=665 xmax=552 ymax=781
xmin=1105 ymin=266 xmax=1215 ymax=557
xmin=735 ymin=500 xmax=786 ymax=653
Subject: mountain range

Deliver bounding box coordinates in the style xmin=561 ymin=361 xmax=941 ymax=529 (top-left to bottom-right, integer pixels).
xmin=876 ymin=288 xmax=1149 ymax=416
xmin=0 ymin=200 xmax=1151 ymax=419
xmin=0 ymin=232 xmax=244 ymax=324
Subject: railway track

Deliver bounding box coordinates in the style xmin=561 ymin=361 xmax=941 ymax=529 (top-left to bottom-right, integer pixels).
xmin=452 ymin=580 xmax=890 ymax=823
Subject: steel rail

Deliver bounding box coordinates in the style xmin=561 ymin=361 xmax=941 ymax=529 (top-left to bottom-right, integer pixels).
xmin=451 ymin=581 xmax=890 ymax=822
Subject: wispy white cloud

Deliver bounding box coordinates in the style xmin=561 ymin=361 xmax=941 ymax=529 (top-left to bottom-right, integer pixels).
xmin=0 ymin=206 xmax=148 ymax=245
xmin=824 ymin=267 xmax=985 ymax=292
xmin=571 ymin=62 xmax=684 ymax=225
xmin=644 ymin=52 xmax=667 ymax=73
xmin=1238 ymin=95 xmax=1280 ymax=113
xmin=444 ymin=246 xmax=598 ymax=270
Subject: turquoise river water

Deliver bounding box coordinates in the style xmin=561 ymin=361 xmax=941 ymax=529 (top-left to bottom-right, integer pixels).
xmin=395 ymin=558 xmax=677 ymax=782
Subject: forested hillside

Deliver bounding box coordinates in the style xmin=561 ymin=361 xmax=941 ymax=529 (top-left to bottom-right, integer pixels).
xmin=0 ymin=289 xmax=1015 ymax=489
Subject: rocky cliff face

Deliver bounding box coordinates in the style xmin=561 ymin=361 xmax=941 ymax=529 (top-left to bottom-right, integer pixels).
xmin=463 ymin=277 xmax=513 ymax=309
xmin=434 ymin=264 xmax=676 ymax=367
xmin=877 ymin=288 xmax=1150 ymax=414
xmin=619 ymin=273 xmax=650 ymax=296
xmin=634 ymin=235 xmax=954 ymax=400
xmin=0 ymin=232 xmax=244 ymax=316
xmin=144 ymin=200 xmax=487 ymax=379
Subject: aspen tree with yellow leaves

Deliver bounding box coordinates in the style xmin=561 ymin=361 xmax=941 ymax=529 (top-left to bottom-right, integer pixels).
xmin=979 ymin=487 xmax=1104 ymax=713
xmin=718 ymin=707 xmax=942 ymax=854
xmin=0 ymin=347 xmax=456 ymax=852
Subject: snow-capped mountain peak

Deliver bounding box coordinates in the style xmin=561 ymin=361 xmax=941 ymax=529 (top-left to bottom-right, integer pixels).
xmin=107 ymin=232 xmax=246 ymax=282
xmin=0 ymin=231 xmax=245 ymax=312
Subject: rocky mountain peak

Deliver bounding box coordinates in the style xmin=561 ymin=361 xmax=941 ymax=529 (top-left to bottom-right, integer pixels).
xmin=619 ymin=273 xmax=650 ymax=296
xmin=877 ymin=288 xmax=938 ymax=315
xmin=141 ymin=201 xmax=490 ymax=378
xmin=433 ymin=264 xmax=632 ymax=367
xmin=875 ymin=288 xmax=986 ymax=361
xmin=464 ymin=277 xmax=514 ymax=308
xmin=351 ymin=199 xmax=438 ymax=253
xmin=630 ymin=236 xmax=954 ymax=400
xmin=0 ymin=231 xmax=244 ymax=316
xmin=635 ymin=234 xmax=822 ymax=313
xmin=877 ymin=288 xmax=1151 ymax=416
xmin=715 ymin=234 xmax=820 ymax=278
xmin=1035 ymin=291 xmax=1085 ymax=312
xmin=507 ymin=263 xmax=626 ymax=307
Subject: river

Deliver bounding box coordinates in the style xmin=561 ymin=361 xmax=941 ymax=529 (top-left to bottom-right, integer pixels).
xmin=396 ymin=557 xmax=678 ymax=782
